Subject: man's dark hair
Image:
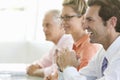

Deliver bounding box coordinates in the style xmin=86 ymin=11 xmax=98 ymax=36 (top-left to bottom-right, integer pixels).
xmin=88 ymin=0 xmax=120 ymax=32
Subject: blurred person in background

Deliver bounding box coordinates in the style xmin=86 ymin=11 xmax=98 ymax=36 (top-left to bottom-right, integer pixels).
xmin=27 ymin=9 xmax=74 ymax=78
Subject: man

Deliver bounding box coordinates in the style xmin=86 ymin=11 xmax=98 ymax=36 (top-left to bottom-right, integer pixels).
xmin=26 ymin=9 xmax=73 ymax=78
xmin=56 ymin=0 xmax=120 ymax=80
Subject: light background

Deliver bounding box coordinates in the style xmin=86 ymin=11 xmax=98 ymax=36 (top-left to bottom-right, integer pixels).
xmin=0 ymin=0 xmax=62 ymax=63
xmin=0 ymin=0 xmax=62 ymax=42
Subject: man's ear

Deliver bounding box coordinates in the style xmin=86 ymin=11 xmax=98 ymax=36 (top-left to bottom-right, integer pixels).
xmin=109 ymin=16 xmax=117 ymax=28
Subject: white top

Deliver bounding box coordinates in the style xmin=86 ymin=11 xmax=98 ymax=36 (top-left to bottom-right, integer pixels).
xmin=62 ymin=36 xmax=120 ymax=80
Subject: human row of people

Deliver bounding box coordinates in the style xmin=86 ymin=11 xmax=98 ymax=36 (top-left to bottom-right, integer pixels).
xmin=27 ymin=0 xmax=120 ymax=80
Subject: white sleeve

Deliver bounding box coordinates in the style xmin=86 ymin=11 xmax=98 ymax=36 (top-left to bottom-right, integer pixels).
xmin=63 ymin=67 xmax=87 ymax=80
xmin=63 ymin=67 xmax=98 ymax=80
xmin=58 ymin=71 xmax=64 ymax=80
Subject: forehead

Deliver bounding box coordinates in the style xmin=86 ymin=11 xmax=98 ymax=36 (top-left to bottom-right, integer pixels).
xmin=85 ymin=5 xmax=101 ymax=19
xmin=43 ymin=13 xmax=53 ymax=21
xmin=62 ymin=6 xmax=76 ymax=15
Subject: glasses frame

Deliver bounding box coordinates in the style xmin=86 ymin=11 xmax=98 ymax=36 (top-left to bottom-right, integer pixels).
xmin=60 ymin=15 xmax=81 ymax=21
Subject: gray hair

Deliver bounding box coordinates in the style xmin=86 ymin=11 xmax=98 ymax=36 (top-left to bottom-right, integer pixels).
xmin=46 ymin=9 xmax=61 ymax=25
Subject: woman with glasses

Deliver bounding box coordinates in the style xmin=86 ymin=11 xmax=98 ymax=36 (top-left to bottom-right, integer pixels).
xmin=44 ymin=0 xmax=101 ymax=80
xmin=58 ymin=0 xmax=101 ymax=70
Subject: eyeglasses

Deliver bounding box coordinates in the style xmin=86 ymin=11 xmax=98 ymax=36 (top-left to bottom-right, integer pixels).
xmin=60 ymin=15 xmax=81 ymax=21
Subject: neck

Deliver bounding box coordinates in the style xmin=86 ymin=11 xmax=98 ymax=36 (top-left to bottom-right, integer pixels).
xmin=72 ymin=32 xmax=87 ymax=42
xmin=53 ymin=32 xmax=64 ymax=45
xmin=103 ymin=32 xmax=120 ymax=50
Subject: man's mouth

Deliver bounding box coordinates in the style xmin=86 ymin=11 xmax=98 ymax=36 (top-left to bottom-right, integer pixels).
xmin=87 ymin=30 xmax=93 ymax=35
xmin=87 ymin=28 xmax=93 ymax=35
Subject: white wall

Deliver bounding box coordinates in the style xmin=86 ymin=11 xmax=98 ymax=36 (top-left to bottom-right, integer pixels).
xmin=0 ymin=0 xmax=62 ymax=63
xmin=0 ymin=0 xmax=62 ymax=42
xmin=0 ymin=41 xmax=53 ymax=63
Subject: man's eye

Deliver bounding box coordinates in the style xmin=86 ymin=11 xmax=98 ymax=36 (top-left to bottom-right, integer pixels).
xmin=87 ymin=18 xmax=92 ymax=22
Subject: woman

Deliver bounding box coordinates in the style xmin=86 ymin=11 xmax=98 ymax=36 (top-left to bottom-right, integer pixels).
xmin=59 ymin=0 xmax=100 ymax=71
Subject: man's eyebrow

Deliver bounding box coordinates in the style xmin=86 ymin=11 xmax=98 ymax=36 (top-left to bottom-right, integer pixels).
xmin=86 ymin=17 xmax=92 ymax=19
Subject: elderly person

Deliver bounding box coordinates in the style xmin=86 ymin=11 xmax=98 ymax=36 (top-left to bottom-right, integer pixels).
xmin=27 ymin=9 xmax=74 ymax=78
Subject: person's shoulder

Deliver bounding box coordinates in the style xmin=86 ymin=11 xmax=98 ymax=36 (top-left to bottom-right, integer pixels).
xmin=56 ymin=34 xmax=74 ymax=49
xmin=62 ymin=34 xmax=73 ymax=40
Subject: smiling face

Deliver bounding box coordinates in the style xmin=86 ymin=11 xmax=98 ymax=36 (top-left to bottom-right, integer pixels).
xmin=84 ymin=5 xmax=108 ymax=44
xmin=61 ymin=5 xmax=85 ymax=36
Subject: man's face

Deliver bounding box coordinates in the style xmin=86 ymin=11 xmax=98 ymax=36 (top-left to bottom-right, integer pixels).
xmin=84 ymin=5 xmax=108 ymax=43
xmin=42 ymin=13 xmax=61 ymax=41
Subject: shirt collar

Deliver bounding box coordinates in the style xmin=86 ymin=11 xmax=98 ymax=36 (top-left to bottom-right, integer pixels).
xmin=105 ymin=36 xmax=120 ymax=62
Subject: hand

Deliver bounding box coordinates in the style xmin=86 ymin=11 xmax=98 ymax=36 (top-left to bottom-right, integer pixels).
xmin=33 ymin=69 xmax=44 ymax=77
xmin=44 ymin=71 xmax=58 ymax=80
xmin=56 ymin=48 xmax=79 ymax=72
xmin=26 ymin=64 xmax=42 ymax=76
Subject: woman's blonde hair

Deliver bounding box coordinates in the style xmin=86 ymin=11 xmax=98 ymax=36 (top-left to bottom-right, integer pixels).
xmin=63 ymin=0 xmax=87 ymax=15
